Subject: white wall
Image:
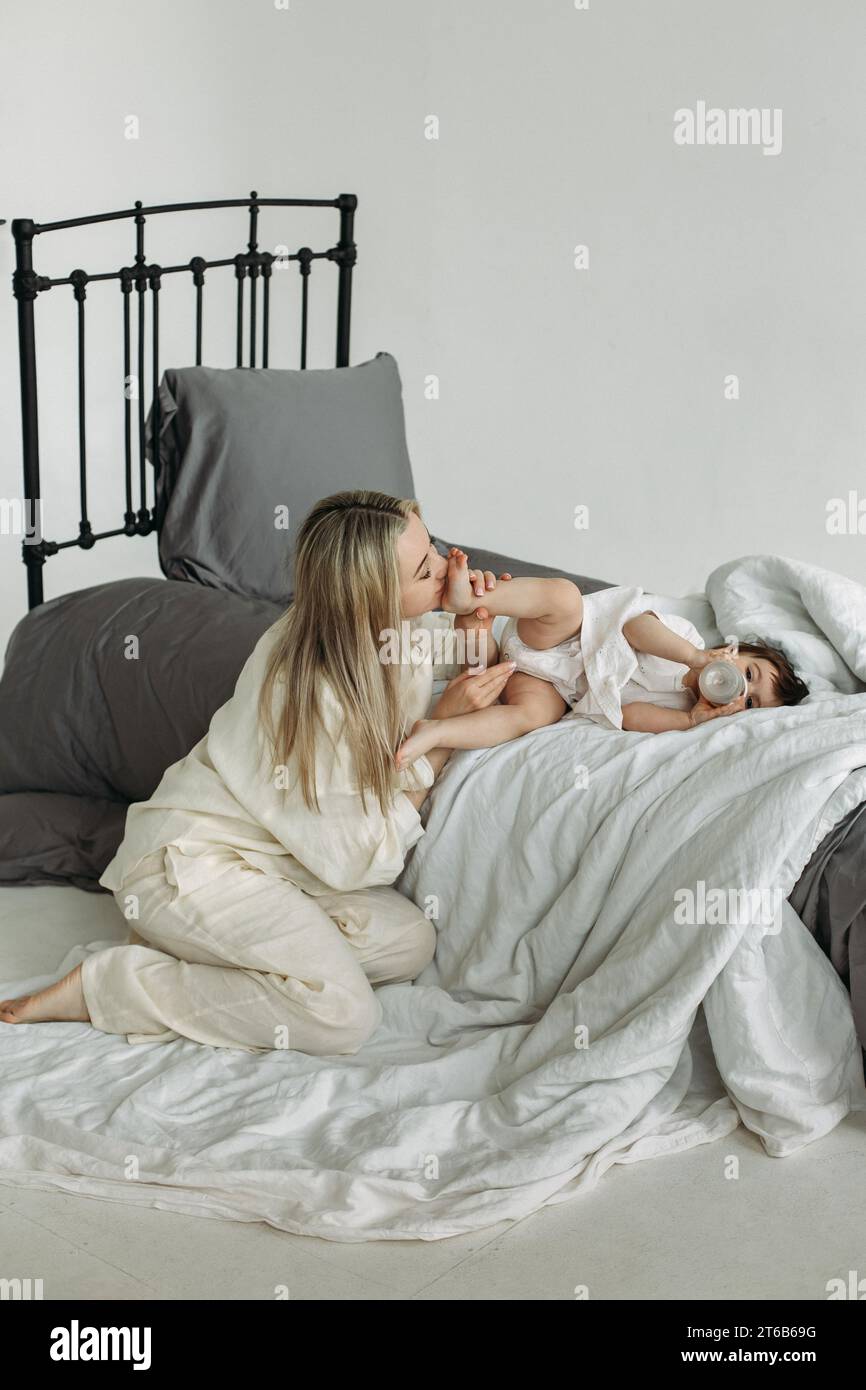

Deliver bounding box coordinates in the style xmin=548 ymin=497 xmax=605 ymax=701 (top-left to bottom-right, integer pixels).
xmin=2 ymin=0 xmax=865 ymax=657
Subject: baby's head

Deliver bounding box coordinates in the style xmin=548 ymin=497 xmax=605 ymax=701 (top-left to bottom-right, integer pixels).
xmin=730 ymin=641 xmax=809 ymax=710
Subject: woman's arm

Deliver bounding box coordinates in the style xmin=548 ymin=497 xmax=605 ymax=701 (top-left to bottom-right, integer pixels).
xmin=452 ymin=569 xmax=513 ymax=670
xmin=401 ymin=660 xmax=517 ymax=806
xmin=455 ymin=611 xmax=499 ymax=668
xmin=402 ymin=746 xmax=453 ymax=811
xmin=254 ymin=678 xmax=436 ymax=892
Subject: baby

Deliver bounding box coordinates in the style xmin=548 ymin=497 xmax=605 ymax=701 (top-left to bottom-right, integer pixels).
xmin=396 ymin=551 xmax=808 ymax=768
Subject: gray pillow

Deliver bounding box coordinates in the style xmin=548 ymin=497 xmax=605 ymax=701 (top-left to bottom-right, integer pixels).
xmin=0 ymin=577 xmax=283 ymax=804
xmin=0 ymin=792 xmax=129 ymax=890
xmin=149 ymin=352 xmax=415 ymax=604
xmin=430 ymin=535 xmax=614 ymax=594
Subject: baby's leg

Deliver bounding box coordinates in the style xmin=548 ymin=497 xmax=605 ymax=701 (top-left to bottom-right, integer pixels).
xmin=396 ymin=671 xmax=567 ymax=767
xmin=443 ymin=553 xmax=584 ymax=654
xmin=516 ymin=578 xmax=584 ymax=653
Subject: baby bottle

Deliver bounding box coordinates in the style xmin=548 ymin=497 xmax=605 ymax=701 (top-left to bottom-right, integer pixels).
xmin=698 ymin=659 xmax=747 ymax=706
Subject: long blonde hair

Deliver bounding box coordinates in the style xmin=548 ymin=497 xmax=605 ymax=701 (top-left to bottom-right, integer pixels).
xmin=258 ymin=489 xmax=421 ymax=817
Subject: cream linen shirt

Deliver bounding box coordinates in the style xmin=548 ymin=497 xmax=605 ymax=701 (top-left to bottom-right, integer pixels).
xmin=99 ymin=611 xmax=462 ymax=898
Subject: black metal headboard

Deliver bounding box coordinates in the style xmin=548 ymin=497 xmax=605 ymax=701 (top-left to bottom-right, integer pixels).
xmin=11 ymin=192 xmax=358 ymax=609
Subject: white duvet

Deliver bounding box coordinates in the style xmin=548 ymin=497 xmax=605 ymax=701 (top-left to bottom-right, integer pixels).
xmin=1 ymin=554 xmax=865 ymax=1241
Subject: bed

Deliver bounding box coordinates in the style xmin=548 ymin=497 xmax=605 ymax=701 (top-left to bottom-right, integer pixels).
xmin=1 ymin=193 xmax=865 ymax=1242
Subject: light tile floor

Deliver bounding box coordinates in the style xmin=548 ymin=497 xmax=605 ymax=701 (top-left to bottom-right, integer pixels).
xmin=1 ymin=1113 xmax=864 ymax=1299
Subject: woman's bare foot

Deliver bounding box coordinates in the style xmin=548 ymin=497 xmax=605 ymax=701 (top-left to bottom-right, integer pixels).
xmin=440 ymin=550 xmax=478 ymax=616
xmin=0 ymin=964 xmax=90 ymax=1025
xmin=396 ymin=718 xmax=441 ymax=769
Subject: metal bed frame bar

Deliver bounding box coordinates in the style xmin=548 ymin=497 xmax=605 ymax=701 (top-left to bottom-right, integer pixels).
xmin=11 ymin=192 xmax=357 ymax=609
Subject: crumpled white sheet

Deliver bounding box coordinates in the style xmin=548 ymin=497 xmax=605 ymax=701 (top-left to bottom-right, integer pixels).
xmin=707 ymin=552 xmax=866 ymax=693
xmin=1 ymin=556 xmax=865 ymax=1241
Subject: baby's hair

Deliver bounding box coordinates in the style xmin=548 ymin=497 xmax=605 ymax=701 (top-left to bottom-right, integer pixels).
xmin=736 ymin=640 xmax=809 ymax=706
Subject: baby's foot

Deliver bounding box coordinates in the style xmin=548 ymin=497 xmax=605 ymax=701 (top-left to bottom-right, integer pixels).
xmin=396 ymin=718 xmax=439 ymax=769
xmin=440 ymin=549 xmax=478 ymax=615
xmin=0 ymin=964 xmax=90 ymax=1025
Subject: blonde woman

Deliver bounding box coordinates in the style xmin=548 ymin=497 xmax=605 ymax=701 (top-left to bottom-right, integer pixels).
xmin=0 ymin=492 xmax=515 ymax=1055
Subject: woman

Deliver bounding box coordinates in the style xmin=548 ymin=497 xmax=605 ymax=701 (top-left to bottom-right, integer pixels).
xmin=0 ymin=492 xmax=514 ymax=1054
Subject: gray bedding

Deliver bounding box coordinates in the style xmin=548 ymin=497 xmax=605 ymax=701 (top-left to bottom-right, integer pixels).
xmin=790 ymin=804 xmax=866 ymax=1052
xmin=0 ymin=578 xmax=283 ymax=886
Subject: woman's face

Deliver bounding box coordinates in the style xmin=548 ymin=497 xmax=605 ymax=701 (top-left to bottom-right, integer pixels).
xmin=397 ymin=512 xmax=448 ymax=618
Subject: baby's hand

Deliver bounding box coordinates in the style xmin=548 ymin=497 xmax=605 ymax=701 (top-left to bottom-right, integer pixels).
xmin=689 ymin=642 xmax=739 ymax=671
xmin=688 ymin=692 xmax=746 ymax=726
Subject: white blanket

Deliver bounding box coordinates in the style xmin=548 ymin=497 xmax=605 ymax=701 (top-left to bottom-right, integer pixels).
xmin=1 ymin=556 xmax=865 ymax=1241
xmin=707 ymin=552 xmax=866 ymax=693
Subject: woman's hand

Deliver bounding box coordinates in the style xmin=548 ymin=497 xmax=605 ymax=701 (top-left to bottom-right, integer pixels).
xmin=466 ymin=566 xmax=512 ymax=599
xmin=430 ymin=662 xmax=516 ymax=719
xmin=440 ymin=549 xmax=512 ymax=615
xmin=455 ymin=568 xmax=512 ymax=634
xmin=454 ymin=606 xmax=497 ymax=668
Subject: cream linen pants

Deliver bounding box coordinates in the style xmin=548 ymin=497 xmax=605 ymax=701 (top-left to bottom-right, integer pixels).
xmin=80 ymin=845 xmax=436 ymax=1054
